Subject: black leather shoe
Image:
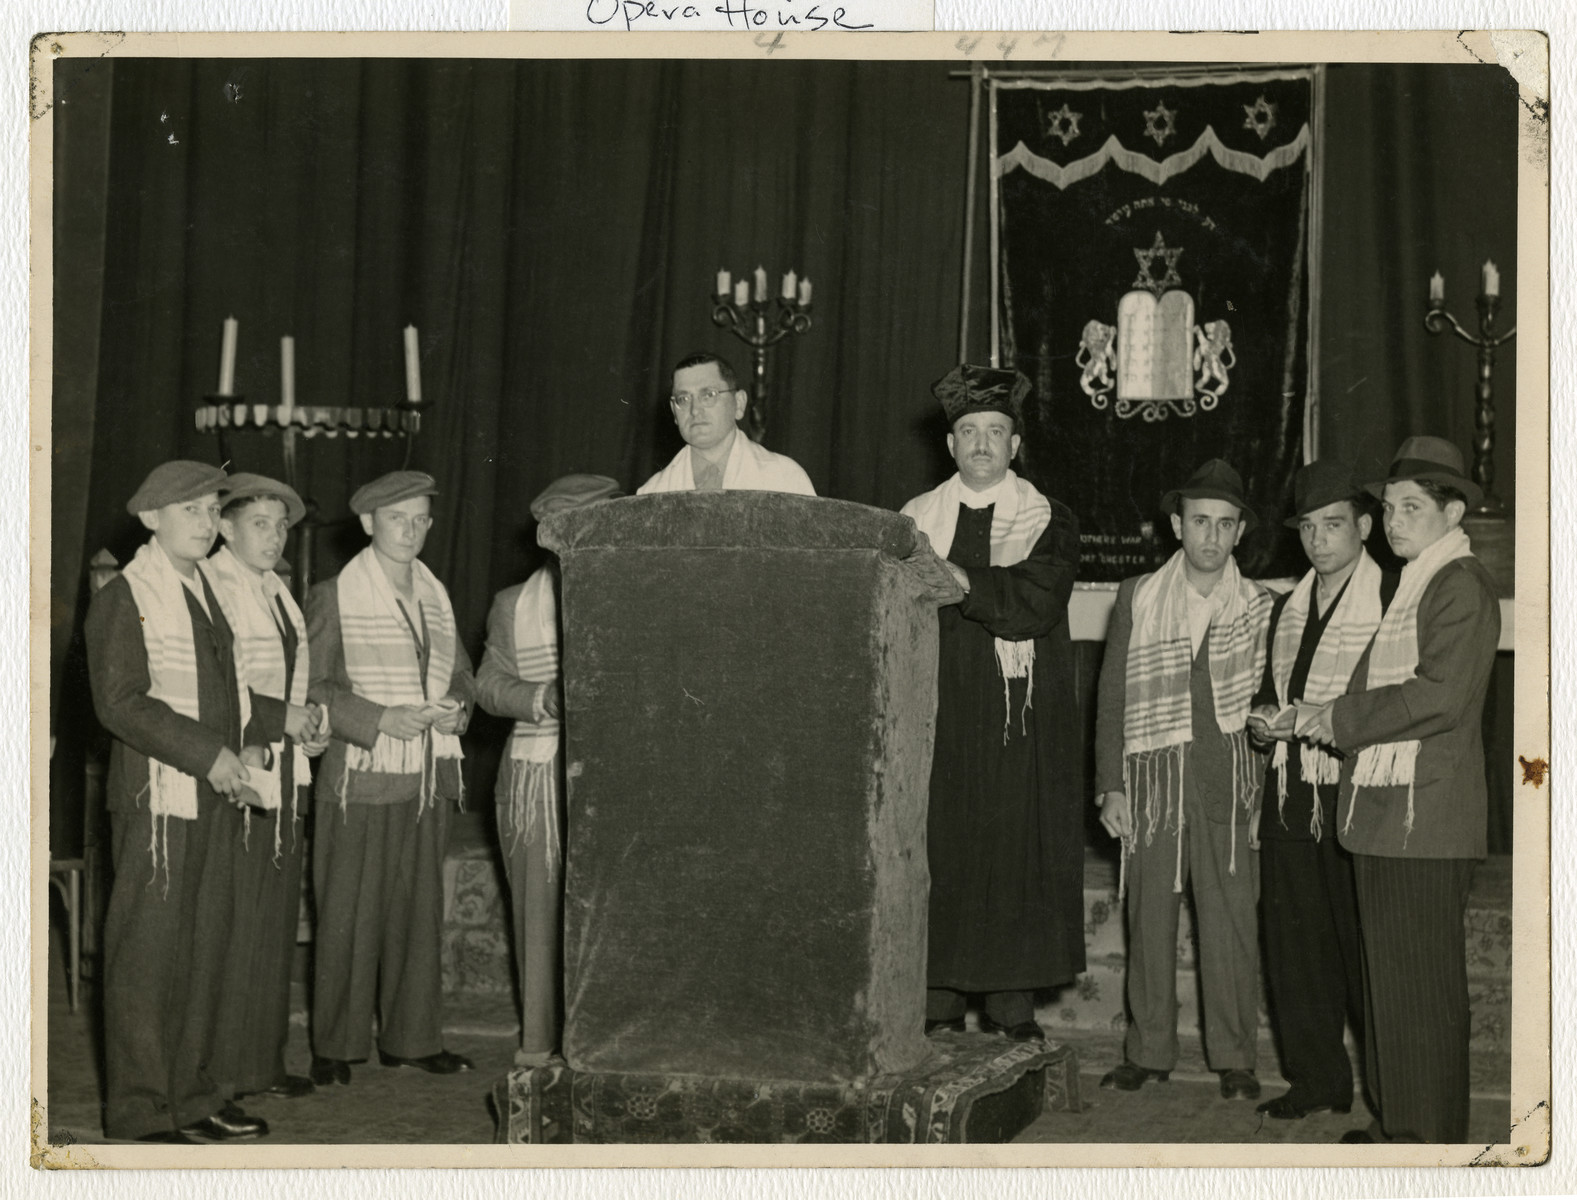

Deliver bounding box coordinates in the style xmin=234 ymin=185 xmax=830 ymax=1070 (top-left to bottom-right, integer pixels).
xmin=310 ymin=1056 xmax=352 ymax=1087
xmin=1339 ymin=1128 xmax=1376 ymax=1144
xmin=1099 ymin=1061 xmax=1170 ymax=1091
xmin=978 ymin=1014 xmax=1047 ymax=1042
xmin=379 ymin=1048 xmax=474 ymax=1074
xmin=241 ymin=1074 xmax=316 ymax=1100
xmin=1256 ymin=1091 xmax=1352 ymax=1120
xmin=182 ymin=1103 xmax=269 ymax=1141
xmin=924 ymin=1017 xmax=966 ymax=1035
xmin=1218 ymin=1069 xmax=1261 ymax=1100
xmin=134 ymin=1129 xmax=196 ymax=1144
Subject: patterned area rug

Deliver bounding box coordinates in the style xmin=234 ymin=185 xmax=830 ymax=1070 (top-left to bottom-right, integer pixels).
xmin=494 ymin=1035 xmax=1080 ymax=1144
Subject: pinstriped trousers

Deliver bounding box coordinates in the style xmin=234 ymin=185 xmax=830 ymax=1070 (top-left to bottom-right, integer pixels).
xmin=1352 ymin=854 xmax=1477 ymax=1143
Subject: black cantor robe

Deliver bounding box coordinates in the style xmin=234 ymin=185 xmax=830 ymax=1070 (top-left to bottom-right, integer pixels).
xmin=925 ymin=498 xmax=1087 ymax=993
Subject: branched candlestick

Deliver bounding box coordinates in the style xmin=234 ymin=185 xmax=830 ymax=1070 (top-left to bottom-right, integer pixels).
xmin=711 ymin=265 xmax=813 ymax=444
xmin=1424 ymin=262 xmax=1516 ymax=514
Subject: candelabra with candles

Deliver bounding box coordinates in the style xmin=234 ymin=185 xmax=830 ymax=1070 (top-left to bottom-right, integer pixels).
xmin=711 ymin=266 xmax=813 ymax=444
xmin=1424 ymin=260 xmax=1517 ymax=515
xmin=196 ymin=316 xmax=432 ymax=599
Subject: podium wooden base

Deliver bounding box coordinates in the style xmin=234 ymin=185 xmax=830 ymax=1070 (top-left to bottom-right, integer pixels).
xmin=493 ymin=1036 xmax=1081 ymax=1145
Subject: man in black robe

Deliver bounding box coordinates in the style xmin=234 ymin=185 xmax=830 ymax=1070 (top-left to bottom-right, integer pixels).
xmin=900 ymin=365 xmax=1084 ymax=1041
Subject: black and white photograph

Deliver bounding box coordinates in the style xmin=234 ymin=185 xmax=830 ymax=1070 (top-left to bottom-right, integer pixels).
xmin=29 ymin=28 xmax=1551 ymax=1170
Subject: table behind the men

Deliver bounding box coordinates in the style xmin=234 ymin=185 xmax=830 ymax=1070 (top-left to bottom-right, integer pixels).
xmin=539 ymin=491 xmax=937 ymax=1084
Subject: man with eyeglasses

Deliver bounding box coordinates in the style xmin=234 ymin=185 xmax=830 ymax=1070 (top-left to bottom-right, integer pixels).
xmin=304 ymin=469 xmax=476 ymax=1087
xmin=637 ymin=352 xmax=816 ymax=495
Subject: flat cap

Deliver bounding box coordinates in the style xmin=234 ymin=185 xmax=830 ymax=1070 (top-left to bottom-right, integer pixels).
xmin=349 ymin=470 xmax=438 ymax=515
xmin=222 ymin=472 xmax=307 ymax=527
xmin=933 ymin=364 xmax=1032 ymax=428
xmin=529 ymin=474 xmax=624 ymax=521
xmin=126 ymin=460 xmax=228 ymax=515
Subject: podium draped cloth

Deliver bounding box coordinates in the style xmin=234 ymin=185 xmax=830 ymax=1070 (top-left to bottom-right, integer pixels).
xmin=926 ymin=501 xmax=1087 ymax=993
xmin=991 ymin=69 xmax=1317 ymax=581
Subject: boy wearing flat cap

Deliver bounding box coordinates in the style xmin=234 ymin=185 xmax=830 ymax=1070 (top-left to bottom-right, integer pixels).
xmin=1300 ymin=437 xmax=1500 ymax=1144
xmin=205 ymin=473 xmax=329 ymax=1105
xmin=305 ymin=469 xmax=476 ymax=1085
xmin=1094 ymin=459 xmax=1272 ymax=1101
xmin=476 ymin=473 xmax=624 ymax=1066
xmin=1246 ymin=460 xmax=1399 ymax=1122
xmin=84 ymin=460 xmax=274 ymax=1142
xmin=900 ymin=365 xmax=1085 ymax=1043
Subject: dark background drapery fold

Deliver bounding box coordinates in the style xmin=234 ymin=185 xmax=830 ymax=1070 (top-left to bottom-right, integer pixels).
xmin=49 ymin=57 xmax=1520 ymax=851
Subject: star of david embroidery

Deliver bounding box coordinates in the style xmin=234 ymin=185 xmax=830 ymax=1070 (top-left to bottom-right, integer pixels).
xmin=1133 ymin=231 xmax=1183 ymax=297
xmin=1044 ymin=103 xmax=1082 ymax=147
xmin=1243 ymin=94 xmax=1277 ymax=140
xmin=1142 ymin=100 xmax=1177 ymax=147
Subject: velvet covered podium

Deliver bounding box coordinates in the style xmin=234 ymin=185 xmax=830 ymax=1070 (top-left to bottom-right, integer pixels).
xmin=493 ymin=491 xmax=1080 ymax=1144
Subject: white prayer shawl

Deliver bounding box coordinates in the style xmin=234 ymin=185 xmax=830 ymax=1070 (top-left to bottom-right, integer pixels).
xmin=1119 ymin=550 xmax=1269 ymax=894
xmin=1269 ymin=549 xmax=1384 ymax=839
xmin=502 ymin=565 xmax=564 ymax=880
xmin=121 ymin=538 xmax=253 ymax=883
xmin=637 ymin=431 xmax=816 ymax=496
xmin=204 ymin=544 xmax=313 ymax=853
xmin=336 ymin=546 xmax=464 ymax=815
xmin=1344 ymin=526 xmax=1474 ymax=841
xmin=901 ymin=471 xmax=1053 ymax=737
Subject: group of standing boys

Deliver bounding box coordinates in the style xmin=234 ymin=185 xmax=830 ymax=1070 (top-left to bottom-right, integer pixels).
xmin=1092 ymin=437 xmax=1500 ymax=1145
xmin=85 ymin=346 xmax=1500 ymax=1148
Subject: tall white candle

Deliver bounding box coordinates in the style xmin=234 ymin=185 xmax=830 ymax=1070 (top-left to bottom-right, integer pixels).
xmin=403 ymin=325 xmax=422 ymax=404
xmin=781 ymin=269 xmax=797 ymax=301
xmin=1482 ymin=260 xmax=1499 ymax=298
xmin=716 ymin=269 xmax=731 ymax=297
xmin=799 ymin=278 xmax=813 ymax=305
xmin=733 ymin=279 xmax=749 ymax=307
xmin=753 ymin=266 xmax=767 ymax=303
xmin=218 ymin=316 xmax=238 ymax=396
xmin=1429 ymin=271 xmax=1444 ymax=302
xmin=280 ymin=336 xmax=295 ymax=412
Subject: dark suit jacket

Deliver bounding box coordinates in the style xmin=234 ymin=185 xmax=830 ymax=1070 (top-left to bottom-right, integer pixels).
xmin=1332 ymin=557 xmax=1501 ymax=859
xmin=85 ymin=571 xmax=278 ymax=815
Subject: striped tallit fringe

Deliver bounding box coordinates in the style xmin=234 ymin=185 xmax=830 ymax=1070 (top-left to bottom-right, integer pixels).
xmin=1119 ymin=729 xmax=1259 ymax=897
xmin=502 ymin=759 xmax=562 ymax=884
xmin=994 ymin=638 xmax=1036 ymax=742
xmin=335 ymin=732 xmax=464 ymax=820
xmin=1344 ymin=738 xmax=1421 ymax=845
xmin=1271 ymin=740 xmax=1341 ymax=840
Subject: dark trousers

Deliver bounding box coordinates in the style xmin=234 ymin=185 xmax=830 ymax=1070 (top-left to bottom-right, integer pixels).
xmin=1352 ymin=854 xmax=1476 ymax=1143
xmin=1260 ymin=836 xmax=1365 ymax=1106
xmin=496 ymin=762 xmax=564 ymax=1062
xmin=216 ymin=808 xmax=307 ymax=1095
xmin=925 ymin=988 xmax=1034 ymax=1026
xmin=311 ymin=798 xmax=449 ymax=1061
xmin=102 ymin=802 xmax=240 ymax=1138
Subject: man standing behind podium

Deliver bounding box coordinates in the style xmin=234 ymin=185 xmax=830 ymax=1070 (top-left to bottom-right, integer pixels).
xmin=637 ymin=352 xmax=815 ymax=495
xmin=306 ymin=470 xmax=476 ymax=1086
xmin=900 ymin=365 xmax=1085 ymax=1042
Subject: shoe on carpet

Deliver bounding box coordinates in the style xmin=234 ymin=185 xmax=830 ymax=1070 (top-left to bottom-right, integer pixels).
xmin=379 ymin=1048 xmax=474 ymax=1074
xmin=1338 ymin=1128 xmax=1377 ymax=1144
xmin=1256 ymin=1091 xmax=1351 ymax=1120
xmin=241 ymin=1073 xmax=316 ymax=1100
xmin=182 ymin=1102 xmax=269 ymax=1141
xmin=977 ymin=1013 xmax=1046 ymax=1042
xmin=1218 ymin=1069 xmax=1261 ymax=1100
xmin=924 ymin=1016 xmax=967 ymax=1036
xmin=1099 ymin=1061 xmax=1170 ymax=1091
xmin=309 ymin=1056 xmax=352 ymax=1087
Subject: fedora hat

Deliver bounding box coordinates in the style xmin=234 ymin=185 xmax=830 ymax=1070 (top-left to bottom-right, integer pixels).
xmin=1365 ymin=436 xmax=1483 ymax=509
xmin=1161 ymin=458 xmax=1256 ymax=532
xmin=1282 ymin=459 xmax=1371 ymax=529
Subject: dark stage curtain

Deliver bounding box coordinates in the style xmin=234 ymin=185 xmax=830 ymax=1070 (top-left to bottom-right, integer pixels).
xmin=50 ymin=57 xmax=1521 ymax=852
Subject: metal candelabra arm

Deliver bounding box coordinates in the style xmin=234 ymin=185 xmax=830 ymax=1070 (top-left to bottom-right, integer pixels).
xmin=710 ymin=295 xmax=813 ymax=444
xmin=1422 ymin=293 xmax=1517 ymax=515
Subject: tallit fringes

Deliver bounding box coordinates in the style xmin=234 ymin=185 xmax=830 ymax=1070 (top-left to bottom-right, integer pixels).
xmin=1173 ymin=758 xmax=1186 ymax=895
xmin=1309 ymin=792 xmax=1324 ymax=842
xmin=1342 ymin=784 xmax=1358 ymax=836
xmin=1403 ymin=780 xmax=1416 ymax=847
